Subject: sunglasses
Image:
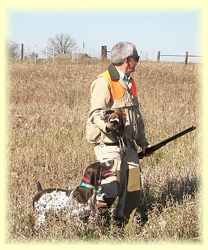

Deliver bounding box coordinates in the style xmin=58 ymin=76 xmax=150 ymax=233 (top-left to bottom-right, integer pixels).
xmin=130 ymin=56 xmax=140 ymax=62
xmin=128 ymin=55 xmax=140 ymax=62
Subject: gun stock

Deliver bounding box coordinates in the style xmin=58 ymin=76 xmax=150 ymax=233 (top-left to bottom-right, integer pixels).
xmin=138 ymin=126 xmax=196 ymax=159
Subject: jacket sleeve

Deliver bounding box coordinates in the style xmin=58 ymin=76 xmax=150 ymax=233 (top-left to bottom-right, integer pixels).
xmin=89 ymin=76 xmax=111 ymax=133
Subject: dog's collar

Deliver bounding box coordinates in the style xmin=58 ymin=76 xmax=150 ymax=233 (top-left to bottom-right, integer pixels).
xmin=80 ymin=176 xmax=99 ymax=190
xmin=79 ymin=181 xmax=98 ymax=191
xmin=81 ymin=176 xmax=91 ymax=184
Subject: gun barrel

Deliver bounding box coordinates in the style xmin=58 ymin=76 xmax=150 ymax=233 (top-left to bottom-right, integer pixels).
xmin=160 ymin=126 xmax=196 ymax=145
xmin=138 ymin=125 xmax=196 ymax=159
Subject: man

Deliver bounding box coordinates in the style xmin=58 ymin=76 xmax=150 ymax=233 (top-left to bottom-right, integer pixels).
xmin=86 ymin=41 xmax=149 ymax=230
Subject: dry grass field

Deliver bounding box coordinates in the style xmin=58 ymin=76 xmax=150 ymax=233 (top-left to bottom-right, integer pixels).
xmin=7 ymin=59 xmax=201 ymax=244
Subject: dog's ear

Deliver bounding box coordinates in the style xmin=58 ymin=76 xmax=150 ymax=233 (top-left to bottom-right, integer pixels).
xmin=83 ymin=164 xmax=99 ymax=185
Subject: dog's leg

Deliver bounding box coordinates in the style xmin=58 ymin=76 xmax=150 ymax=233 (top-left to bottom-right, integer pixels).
xmin=35 ymin=212 xmax=46 ymax=230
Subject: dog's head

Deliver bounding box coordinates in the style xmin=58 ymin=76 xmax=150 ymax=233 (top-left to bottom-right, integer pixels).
xmin=83 ymin=160 xmax=114 ymax=186
xmin=73 ymin=160 xmax=114 ymax=204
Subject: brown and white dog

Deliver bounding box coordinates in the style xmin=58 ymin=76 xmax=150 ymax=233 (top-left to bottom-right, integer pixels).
xmin=33 ymin=160 xmax=114 ymax=229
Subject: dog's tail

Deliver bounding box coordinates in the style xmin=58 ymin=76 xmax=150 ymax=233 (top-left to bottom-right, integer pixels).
xmin=36 ymin=181 xmax=43 ymax=192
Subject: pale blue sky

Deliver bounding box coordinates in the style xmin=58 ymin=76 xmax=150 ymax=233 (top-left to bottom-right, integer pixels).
xmin=8 ymin=11 xmax=200 ymax=61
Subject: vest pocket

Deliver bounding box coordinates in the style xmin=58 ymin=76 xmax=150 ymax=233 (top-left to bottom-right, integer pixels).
xmin=127 ymin=167 xmax=141 ymax=192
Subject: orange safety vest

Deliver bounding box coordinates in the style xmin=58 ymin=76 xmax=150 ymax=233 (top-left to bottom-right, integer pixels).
xmin=100 ymin=70 xmax=137 ymax=100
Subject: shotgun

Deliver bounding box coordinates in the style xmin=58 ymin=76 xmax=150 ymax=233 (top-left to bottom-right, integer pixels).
xmin=138 ymin=126 xmax=196 ymax=159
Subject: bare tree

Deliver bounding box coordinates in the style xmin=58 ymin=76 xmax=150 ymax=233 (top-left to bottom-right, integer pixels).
xmin=46 ymin=33 xmax=77 ymax=56
xmin=7 ymin=40 xmax=19 ymax=59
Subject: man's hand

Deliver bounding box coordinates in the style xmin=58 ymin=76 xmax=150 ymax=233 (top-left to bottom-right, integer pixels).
xmin=140 ymin=142 xmax=152 ymax=157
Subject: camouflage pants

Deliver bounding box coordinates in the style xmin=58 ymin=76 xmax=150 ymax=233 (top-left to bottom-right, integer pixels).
xmin=94 ymin=141 xmax=141 ymax=230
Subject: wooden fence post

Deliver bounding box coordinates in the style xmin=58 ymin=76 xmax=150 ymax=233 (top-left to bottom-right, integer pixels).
xmin=157 ymin=51 xmax=160 ymax=63
xmin=21 ymin=43 xmax=24 ymax=61
xmin=101 ymin=46 xmax=107 ymax=60
xmin=185 ymin=51 xmax=188 ymax=65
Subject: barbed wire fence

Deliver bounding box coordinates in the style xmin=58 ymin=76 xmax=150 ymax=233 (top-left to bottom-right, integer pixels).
xmin=13 ymin=44 xmax=202 ymax=64
xmin=156 ymin=51 xmax=202 ymax=64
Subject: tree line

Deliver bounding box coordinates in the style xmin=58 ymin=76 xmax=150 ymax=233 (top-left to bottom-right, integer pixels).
xmin=7 ymin=32 xmax=78 ymax=60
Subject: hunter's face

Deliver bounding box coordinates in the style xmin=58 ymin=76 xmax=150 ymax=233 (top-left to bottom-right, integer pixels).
xmin=126 ymin=51 xmax=139 ymax=74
